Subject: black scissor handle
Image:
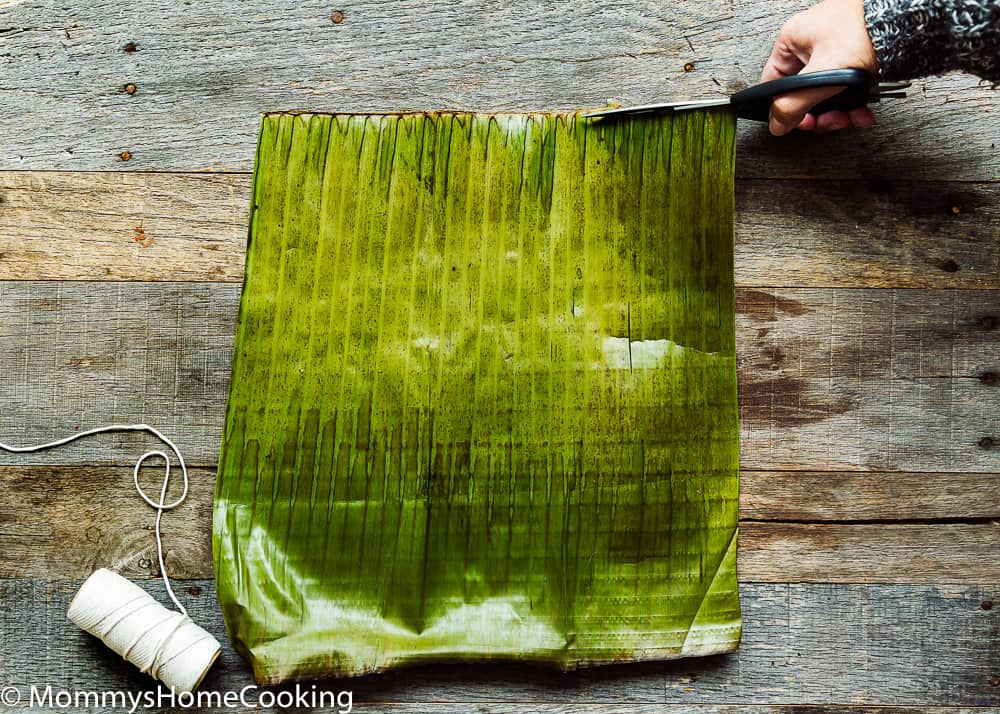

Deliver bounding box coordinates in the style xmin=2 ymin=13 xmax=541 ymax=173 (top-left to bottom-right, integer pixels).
xmin=731 ymin=68 xmax=873 ymax=122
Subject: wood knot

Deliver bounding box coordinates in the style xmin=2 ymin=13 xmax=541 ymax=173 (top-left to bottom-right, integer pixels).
xmin=133 ymin=223 xmax=153 ymax=247
xmin=761 ymin=346 xmax=785 ymax=370
xmin=119 ymin=150 xmax=132 ymax=162
xmin=684 ymin=62 xmax=695 ymax=72
xmin=124 ymin=83 xmax=137 ymax=95
xmin=187 ymin=585 xmax=203 ymax=597
xmin=982 ymin=600 xmax=994 ymax=610
xmin=980 ymin=315 xmax=997 ymax=330
xmin=938 ymin=258 xmax=960 ymax=273
xmin=977 ymin=436 xmax=995 ymax=450
xmin=123 ymin=41 xmax=138 ymax=53
xmin=980 ymin=372 xmax=999 ymax=386
xmin=330 ymin=10 xmax=344 ymax=23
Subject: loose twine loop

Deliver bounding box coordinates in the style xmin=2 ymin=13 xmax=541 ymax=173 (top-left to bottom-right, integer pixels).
xmin=0 ymin=424 xmax=220 ymax=693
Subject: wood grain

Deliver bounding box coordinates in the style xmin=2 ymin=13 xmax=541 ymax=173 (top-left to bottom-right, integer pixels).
xmin=737 ymin=179 xmax=1000 ymax=289
xmin=4 ymin=466 xmax=999 ymax=583
xmin=0 ymin=281 xmax=237 ymax=466
xmin=1 ymin=0 xmax=997 ymax=706
xmin=91 ymin=709 xmax=985 ymax=714
xmin=1 ymin=283 xmax=995 ymax=472
xmin=2 ymin=579 xmax=998 ymax=705
xmin=0 ymin=171 xmax=249 ymax=282
xmin=1 ymin=172 xmax=997 ymax=288
xmin=0 ymin=1 xmax=997 ymax=178
xmin=159 ymin=709 xmax=992 ymax=713
xmin=741 ymin=470 xmax=1000 ymax=521
xmin=736 ymin=287 xmax=1000 ymax=472
xmin=740 ymin=523 xmax=1000 ymax=583
xmin=0 ymin=465 xmax=214 ymax=581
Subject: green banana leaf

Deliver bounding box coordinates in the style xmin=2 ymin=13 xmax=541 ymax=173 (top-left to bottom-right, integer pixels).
xmin=214 ymin=110 xmax=740 ymax=684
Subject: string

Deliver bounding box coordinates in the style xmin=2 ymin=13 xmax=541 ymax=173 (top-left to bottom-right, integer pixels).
xmin=68 ymin=568 xmax=220 ymax=693
xmin=0 ymin=424 xmax=190 ymax=615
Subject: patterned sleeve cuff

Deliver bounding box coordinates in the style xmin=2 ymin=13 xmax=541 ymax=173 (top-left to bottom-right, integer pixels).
xmin=863 ymin=0 xmax=1000 ymax=82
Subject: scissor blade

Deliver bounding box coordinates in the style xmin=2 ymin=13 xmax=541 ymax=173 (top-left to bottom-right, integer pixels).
xmin=583 ymin=98 xmax=731 ymax=118
xmin=874 ymin=81 xmax=911 ymax=92
xmin=666 ymin=98 xmax=734 ymax=112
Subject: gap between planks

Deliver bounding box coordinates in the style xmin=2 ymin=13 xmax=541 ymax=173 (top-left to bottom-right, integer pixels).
xmin=1 ymin=0 xmax=998 ymax=179
xmin=0 ymin=171 xmax=998 ymax=287
xmin=0 ymin=283 xmax=996 ymax=473
xmin=1 ymin=466 xmax=999 ymax=583
xmin=2 ymin=578 xmax=999 ymax=706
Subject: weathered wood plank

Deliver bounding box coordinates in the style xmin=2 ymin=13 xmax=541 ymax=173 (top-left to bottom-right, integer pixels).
xmin=737 ymin=179 xmax=1000 ymax=289
xmin=2 ymin=579 xmax=998 ymax=705
xmin=0 ymin=465 xmax=214 ymax=581
xmin=0 ymin=171 xmax=249 ymax=282
xmin=0 ymin=1 xmax=997 ymax=178
xmin=3 ymin=466 xmax=999 ymax=582
xmin=0 ymin=283 xmax=997 ymax=472
xmin=312 ymin=709 xmax=990 ymax=713
xmin=741 ymin=470 xmax=1000 ymax=521
xmin=17 ymin=708 xmax=968 ymax=714
xmin=2 ymin=172 xmax=997 ymax=288
xmin=0 ymin=281 xmax=237 ymax=466
xmin=737 ymin=288 xmax=1000 ymax=472
xmin=740 ymin=523 xmax=1000 ymax=584
xmin=134 ymin=709 xmax=990 ymax=714
xmin=0 ymin=696 xmax=978 ymax=714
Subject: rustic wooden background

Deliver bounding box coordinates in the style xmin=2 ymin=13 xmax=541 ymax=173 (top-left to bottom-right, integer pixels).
xmin=1 ymin=0 xmax=998 ymax=711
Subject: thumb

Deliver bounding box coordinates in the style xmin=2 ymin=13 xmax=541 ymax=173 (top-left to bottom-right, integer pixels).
xmin=768 ymin=61 xmax=847 ymax=136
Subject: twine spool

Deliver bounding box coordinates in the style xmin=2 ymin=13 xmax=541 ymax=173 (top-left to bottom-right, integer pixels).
xmin=68 ymin=569 xmax=221 ymax=693
xmin=0 ymin=424 xmax=221 ymax=692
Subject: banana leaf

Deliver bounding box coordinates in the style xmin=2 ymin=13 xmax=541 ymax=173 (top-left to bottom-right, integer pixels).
xmin=214 ymin=110 xmax=740 ymax=684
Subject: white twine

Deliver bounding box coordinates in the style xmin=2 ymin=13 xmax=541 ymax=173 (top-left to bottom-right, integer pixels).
xmin=0 ymin=424 xmax=221 ymax=693
xmin=68 ymin=569 xmax=220 ymax=693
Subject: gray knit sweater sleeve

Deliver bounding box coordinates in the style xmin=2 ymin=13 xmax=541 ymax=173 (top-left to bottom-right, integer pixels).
xmin=863 ymin=0 xmax=1000 ymax=82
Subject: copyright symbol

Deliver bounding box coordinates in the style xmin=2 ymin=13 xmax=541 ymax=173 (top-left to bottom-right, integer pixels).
xmin=0 ymin=686 xmax=20 ymax=705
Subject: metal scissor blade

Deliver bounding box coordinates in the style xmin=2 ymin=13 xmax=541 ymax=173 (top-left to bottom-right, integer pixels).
xmin=582 ymin=98 xmax=731 ymax=118
xmin=873 ymin=81 xmax=911 ymax=93
xmin=665 ymin=98 xmax=734 ymax=112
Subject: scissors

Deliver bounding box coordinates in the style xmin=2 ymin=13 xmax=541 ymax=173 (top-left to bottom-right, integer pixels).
xmin=583 ymin=68 xmax=910 ymax=121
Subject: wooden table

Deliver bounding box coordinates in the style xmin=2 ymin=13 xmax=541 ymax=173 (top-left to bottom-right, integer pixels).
xmin=1 ymin=1 xmax=998 ymax=710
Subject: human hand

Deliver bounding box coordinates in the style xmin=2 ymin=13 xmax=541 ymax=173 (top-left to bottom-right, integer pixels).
xmin=762 ymin=0 xmax=879 ymax=135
